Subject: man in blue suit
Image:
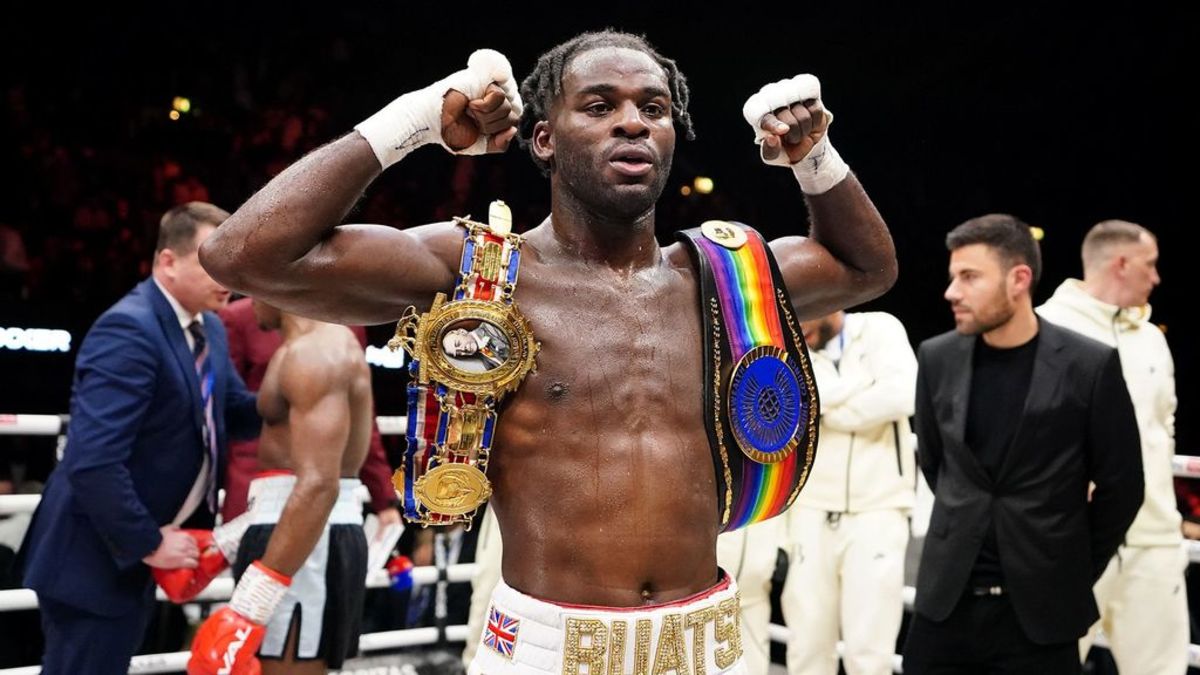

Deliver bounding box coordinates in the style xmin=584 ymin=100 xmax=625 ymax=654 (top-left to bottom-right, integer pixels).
xmin=19 ymin=202 xmax=261 ymax=674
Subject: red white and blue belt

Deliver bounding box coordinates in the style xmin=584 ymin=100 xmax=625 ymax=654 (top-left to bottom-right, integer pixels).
xmin=388 ymin=201 xmax=539 ymax=527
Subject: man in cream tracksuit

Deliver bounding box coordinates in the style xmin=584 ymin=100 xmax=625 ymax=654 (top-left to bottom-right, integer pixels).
xmin=782 ymin=310 xmax=917 ymax=675
xmin=1037 ymin=219 xmax=1185 ymax=673
xmin=715 ymin=519 xmax=789 ymax=675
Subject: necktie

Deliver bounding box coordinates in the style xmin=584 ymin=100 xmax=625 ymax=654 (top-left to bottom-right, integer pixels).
xmin=187 ymin=320 xmax=219 ymax=512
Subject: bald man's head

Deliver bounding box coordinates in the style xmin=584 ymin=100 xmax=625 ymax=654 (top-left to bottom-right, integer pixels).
xmin=1081 ymin=220 xmax=1153 ymax=272
xmin=1080 ymin=219 xmax=1160 ymax=308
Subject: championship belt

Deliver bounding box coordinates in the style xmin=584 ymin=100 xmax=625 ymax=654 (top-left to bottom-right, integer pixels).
xmin=678 ymin=221 xmax=819 ymax=532
xmin=387 ymin=201 xmax=539 ymax=527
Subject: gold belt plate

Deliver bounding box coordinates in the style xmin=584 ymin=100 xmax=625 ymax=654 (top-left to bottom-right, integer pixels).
xmin=413 ymin=463 xmax=493 ymax=516
xmin=389 ymin=294 xmax=539 ymax=397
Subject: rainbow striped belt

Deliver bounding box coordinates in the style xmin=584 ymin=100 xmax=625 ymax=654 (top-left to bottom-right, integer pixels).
xmin=678 ymin=221 xmax=819 ymax=532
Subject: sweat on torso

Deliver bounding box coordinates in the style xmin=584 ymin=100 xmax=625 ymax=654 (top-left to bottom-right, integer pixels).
xmin=484 ymin=242 xmax=722 ymax=605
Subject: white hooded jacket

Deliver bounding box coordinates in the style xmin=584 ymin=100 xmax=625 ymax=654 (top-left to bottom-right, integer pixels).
xmin=1038 ymin=279 xmax=1180 ymax=546
xmin=797 ymin=312 xmax=918 ymax=513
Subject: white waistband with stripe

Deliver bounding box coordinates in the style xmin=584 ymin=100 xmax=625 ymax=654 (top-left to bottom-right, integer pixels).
xmin=247 ymin=473 xmax=363 ymax=525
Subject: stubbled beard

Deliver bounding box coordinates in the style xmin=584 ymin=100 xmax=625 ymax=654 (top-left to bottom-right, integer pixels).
xmin=956 ymin=297 xmax=1015 ymax=335
xmin=554 ymin=146 xmax=673 ymax=221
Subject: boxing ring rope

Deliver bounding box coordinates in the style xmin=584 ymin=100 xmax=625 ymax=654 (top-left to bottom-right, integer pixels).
xmin=0 ymin=625 xmax=474 ymax=675
xmin=4 ymin=413 xmax=1200 ymax=672
xmin=0 ymin=415 xmax=67 ymax=436
xmin=0 ymin=564 xmax=478 ymax=613
xmin=0 ymin=560 xmax=477 ymax=675
xmin=0 ymin=414 xmax=409 ymax=437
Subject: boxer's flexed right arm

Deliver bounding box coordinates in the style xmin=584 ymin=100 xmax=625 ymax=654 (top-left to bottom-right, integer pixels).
xmin=200 ymin=50 xmax=522 ymax=325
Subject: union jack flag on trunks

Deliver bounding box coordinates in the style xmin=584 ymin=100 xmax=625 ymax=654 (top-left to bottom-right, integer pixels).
xmin=483 ymin=606 xmax=520 ymax=659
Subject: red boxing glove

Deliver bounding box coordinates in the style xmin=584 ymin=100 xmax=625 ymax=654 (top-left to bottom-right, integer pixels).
xmin=186 ymin=606 xmax=264 ymax=675
xmin=154 ymin=512 xmax=252 ymax=603
xmin=188 ymin=561 xmax=290 ymax=675
xmin=154 ymin=530 xmax=227 ymax=603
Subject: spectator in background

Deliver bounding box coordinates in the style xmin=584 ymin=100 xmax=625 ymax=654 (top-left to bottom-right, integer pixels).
xmin=783 ymin=309 xmax=917 ymax=675
xmin=716 ymin=520 xmax=789 ymax=675
xmin=903 ymin=214 xmax=1143 ymax=674
xmin=407 ymin=522 xmax=480 ymax=631
xmin=219 ymin=296 xmax=400 ymax=529
xmin=1175 ymin=479 xmax=1200 ymax=646
xmin=0 ymin=222 xmax=30 ymax=300
xmin=1176 ymin=481 xmax=1200 ymax=540
xmin=1037 ymin=220 xmax=1186 ymax=673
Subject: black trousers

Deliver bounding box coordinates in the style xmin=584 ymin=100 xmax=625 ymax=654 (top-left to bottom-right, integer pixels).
xmin=903 ymin=590 xmax=1081 ymax=674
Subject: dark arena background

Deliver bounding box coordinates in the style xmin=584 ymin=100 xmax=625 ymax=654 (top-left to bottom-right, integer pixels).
xmin=0 ymin=4 xmax=1194 ymax=674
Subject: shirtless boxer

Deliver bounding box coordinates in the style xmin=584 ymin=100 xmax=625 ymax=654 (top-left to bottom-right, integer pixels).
xmin=186 ymin=300 xmax=374 ymax=674
xmin=199 ymin=31 xmax=896 ymax=674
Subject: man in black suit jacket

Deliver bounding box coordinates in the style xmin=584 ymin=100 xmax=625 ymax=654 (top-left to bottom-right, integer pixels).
xmin=903 ymin=214 xmax=1143 ymax=674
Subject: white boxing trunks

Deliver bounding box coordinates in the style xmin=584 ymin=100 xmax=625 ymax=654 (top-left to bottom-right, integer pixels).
xmin=235 ymin=472 xmax=367 ymax=668
xmin=469 ymin=570 xmax=748 ymax=675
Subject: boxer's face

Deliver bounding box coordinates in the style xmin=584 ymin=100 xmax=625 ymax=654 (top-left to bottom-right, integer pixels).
xmin=945 ymin=244 xmax=1027 ymax=336
xmin=536 ymin=47 xmax=675 ymax=221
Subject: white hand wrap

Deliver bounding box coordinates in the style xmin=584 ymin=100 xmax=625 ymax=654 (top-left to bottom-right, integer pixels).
xmin=742 ymin=74 xmax=850 ymax=194
xmin=212 ymin=511 xmax=252 ymax=564
xmin=228 ymin=561 xmax=290 ymax=626
xmin=354 ymin=49 xmax=524 ymax=169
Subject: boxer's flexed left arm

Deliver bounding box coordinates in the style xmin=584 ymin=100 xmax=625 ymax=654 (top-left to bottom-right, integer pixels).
xmin=747 ymin=75 xmax=898 ymax=321
xmin=199 ymin=50 xmax=522 ymax=325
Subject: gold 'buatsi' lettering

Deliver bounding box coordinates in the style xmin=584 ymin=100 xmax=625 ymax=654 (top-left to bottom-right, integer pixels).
xmin=609 ymin=620 xmax=628 ymax=675
xmin=634 ymin=618 xmax=653 ymax=675
xmin=685 ymin=607 xmax=717 ymax=675
xmin=713 ymin=595 xmax=743 ymax=669
xmin=564 ymin=618 xmax=607 ymax=675
xmin=556 ymin=592 xmax=743 ymax=675
xmin=652 ymin=613 xmax=689 ymax=675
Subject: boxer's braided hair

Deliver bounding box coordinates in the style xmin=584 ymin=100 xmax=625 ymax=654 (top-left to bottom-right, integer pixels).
xmin=518 ymin=30 xmax=694 ymax=176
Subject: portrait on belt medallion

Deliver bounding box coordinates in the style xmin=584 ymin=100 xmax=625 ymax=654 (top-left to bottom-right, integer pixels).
xmin=441 ymin=320 xmax=511 ymax=373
